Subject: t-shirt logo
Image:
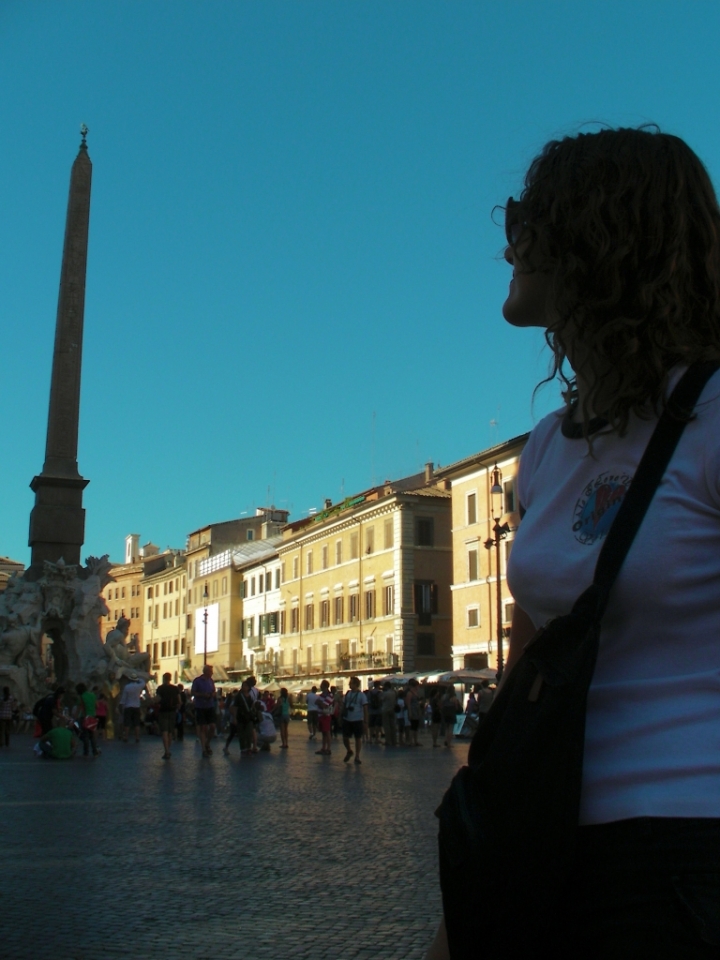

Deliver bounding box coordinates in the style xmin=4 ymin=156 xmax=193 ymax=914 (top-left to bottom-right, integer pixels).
xmin=572 ymin=471 xmax=632 ymax=544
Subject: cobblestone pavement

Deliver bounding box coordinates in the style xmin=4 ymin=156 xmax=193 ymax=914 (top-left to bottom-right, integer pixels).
xmin=0 ymin=723 xmax=467 ymax=960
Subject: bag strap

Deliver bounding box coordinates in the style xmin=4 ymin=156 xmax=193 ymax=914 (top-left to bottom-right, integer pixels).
xmin=577 ymin=360 xmax=720 ymax=622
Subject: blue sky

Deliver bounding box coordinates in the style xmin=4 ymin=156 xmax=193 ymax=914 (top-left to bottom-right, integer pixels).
xmin=3 ymin=1 xmax=720 ymax=564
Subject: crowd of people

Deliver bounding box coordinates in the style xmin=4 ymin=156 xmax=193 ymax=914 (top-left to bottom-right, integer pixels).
xmin=3 ymin=663 xmax=494 ymax=763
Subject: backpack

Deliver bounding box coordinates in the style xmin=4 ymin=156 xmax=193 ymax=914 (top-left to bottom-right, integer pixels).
xmin=33 ymin=695 xmax=54 ymax=723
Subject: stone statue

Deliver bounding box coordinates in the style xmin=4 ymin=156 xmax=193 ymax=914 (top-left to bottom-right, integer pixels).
xmin=0 ymin=554 xmax=144 ymax=705
xmin=103 ymin=615 xmax=150 ymax=681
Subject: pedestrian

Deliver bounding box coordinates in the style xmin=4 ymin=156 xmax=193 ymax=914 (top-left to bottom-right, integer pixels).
xmin=439 ymin=685 xmax=459 ymax=748
xmin=331 ymin=685 xmax=342 ymax=739
xmin=342 ymin=676 xmax=368 ymax=764
xmin=176 ymin=684 xmax=187 ymax=741
xmin=0 ymin=687 xmax=16 ymax=747
xmin=274 ymin=687 xmax=292 ymax=748
xmin=314 ymin=679 xmax=334 ymax=756
xmin=429 ymin=690 xmax=443 ymax=747
xmin=95 ymin=689 xmax=108 ymax=740
xmin=155 ymin=672 xmax=180 ymax=760
xmin=119 ymin=672 xmax=146 ymax=743
xmin=396 ymin=689 xmax=407 ymax=745
xmin=367 ymin=680 xmax=383 ymax=745
xmin=380 ymin=681 xmax=397 ymax=747
xmin=429 ymin=125 xmax=720 ymax=959
xmin=229 ymin=680 xmax=254 ymax=756
xmin=306 ymin=685 xmax=319 ymax=740
xmin=191 ymin=664 xmax=216 ymax=758
xmin=75 ymin=682 xmax=100 ymax=758
xmin=256 ymin=701 xmax=277 ymax=751
xmin=405 ymin=678 xmax=423 ymax=747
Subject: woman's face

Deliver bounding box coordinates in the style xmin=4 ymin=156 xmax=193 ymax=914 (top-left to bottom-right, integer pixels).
xmin=502 ymin=237 xmax=554 ymax=329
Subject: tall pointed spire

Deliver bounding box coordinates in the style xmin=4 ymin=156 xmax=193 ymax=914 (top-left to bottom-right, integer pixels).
xmin=28 ymin=127 xmax=92 ymax=572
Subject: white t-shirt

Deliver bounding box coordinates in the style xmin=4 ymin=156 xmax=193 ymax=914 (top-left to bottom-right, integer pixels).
xmin=508 ymin=369 xmax=720 ymax=825
xmin=343 ymin=690 xmax=367 ymax=722
xmin=306 ymin=692 xmax=318 ymax=713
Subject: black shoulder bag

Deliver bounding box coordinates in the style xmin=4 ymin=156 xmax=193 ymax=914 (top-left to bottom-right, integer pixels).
xmin=436 ymin=361 xmax=719 ymax=959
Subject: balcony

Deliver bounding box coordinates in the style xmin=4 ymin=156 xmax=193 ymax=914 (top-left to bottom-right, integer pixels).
xmin=275 ymin=652 xmax=399 ymax=679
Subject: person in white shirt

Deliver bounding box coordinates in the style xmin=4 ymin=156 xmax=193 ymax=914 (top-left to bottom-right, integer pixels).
xmin=428 ymin=126 xmax=720 ymax=959
xmin=341 ymin=675 xmax=368 ymax=764
xmin=119 ymin=673 xmax=147 ymax=743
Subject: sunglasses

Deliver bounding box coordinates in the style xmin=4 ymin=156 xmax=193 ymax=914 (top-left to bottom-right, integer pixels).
xmin=505 ymin=197 xmax=526 ymax=246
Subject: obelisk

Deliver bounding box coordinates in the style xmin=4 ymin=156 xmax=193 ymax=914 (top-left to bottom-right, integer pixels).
xmin=28 ymin=126 xmax=92 ymax=574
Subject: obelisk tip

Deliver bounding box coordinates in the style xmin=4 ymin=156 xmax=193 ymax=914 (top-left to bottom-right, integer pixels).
xmin=79 ymin=124 xmax=88 ymax=150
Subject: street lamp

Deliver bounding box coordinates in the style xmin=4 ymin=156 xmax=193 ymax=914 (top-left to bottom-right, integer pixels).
xmin=484 ymin=464 xmax=511 ymax=676
xmin=202 ymin=581 xmax=209 ymax=666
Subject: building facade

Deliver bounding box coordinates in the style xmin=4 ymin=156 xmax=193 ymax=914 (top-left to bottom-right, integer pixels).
xmin=141 ymin=549 xmax=188 ymax=683
xmin=275 ymin=468 xmax=453 ymax=687
xmin=436 ymin=435 xmax=528 ymax=672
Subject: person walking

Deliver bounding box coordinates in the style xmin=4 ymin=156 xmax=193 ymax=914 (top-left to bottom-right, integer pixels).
xmin=119 ymin=673 xmax=146 ymax=743
xmin=405 ymin=678 xmax=423 ymax=747
xmin=176 ymin=684 xmax=187 ymax=741
xmin=314 ymin=679 xmax=334 ymax=756
xmin=440 ymin=686 xmax=460 ymax=748
xmin=306 ymin=685 xmax=319 ymax=740
xmin=341 ymin=676 xmax=368 ymax=764
xmin=274 ymin=687 xmax=292 ymax=748
xmin=0 ymin=687 xmax=16 ymax=747
xmin=380 ymin=681 xmax=397 ymax=747
xmin=155 ymin=672 xmax=180 ymax=760
xmin=76 ymin=682 xmax=100 ymax=758
xmin=95 ymin=690 xmax=108 ymax=740
xmin=191 ymin=664 xmax=216 ymax=758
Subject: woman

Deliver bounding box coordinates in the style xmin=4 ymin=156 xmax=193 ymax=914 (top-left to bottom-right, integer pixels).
xmin=341 ymin=675 xmax=368 ymax=764
xmin=275 ymin=687 xmax=292 ymax=748
xmin=429 ymin=127 xmax=720 ymax=958
xmin=314 ymin=679 xmax=334 ymax=756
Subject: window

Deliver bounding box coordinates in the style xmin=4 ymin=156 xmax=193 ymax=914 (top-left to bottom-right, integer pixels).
xmin=212 ymin=580 xmax=218 ymax=598
xmin=335 ymin=540 xmax=343 ymax=565
xmin=504 ymin=539 xmax=513 ymax=569
xmin=349 ymin=594 xmax=359 ymax=622
xmin=292 ymin=557 xmax=299 ymax=580
xmin=416 ymin=517 xmax=434 ymax=546
xmin=173 ymin=639 xmax=179 ymax=656
xmin=267 ymin=612 xmax=279 ymax=634
xmin=291 ymin=607 xmax=299 ymax=633
xmin=121 ymin=587 xmax=126 ymax=599
xmin=147 ymin=587 xmax=152 ymax=600
xmin=258 ymin=573 xmax=264 ymax=593
xmin=365 ymin=527 xmax=374 ymax=554
xmin=468 ymin=549 xmax=478 ymax=582
xmin=350 ymin=533 xmax=359 ymax=559
xmin=241 ymin=580 xmax=247 ymax=599
xmin=251 ymin=577 xmax=256 ymax=596
xmin=503 ymin=601 xmax=516 ymax=625
xmin=281 ymin=562 xmax=286 ymax=584
xmin=504 ymin=478 xmax=516 ymax=515
xmin=417 ymin=633 xmax=436 ymax=656
xmin=279 ymin=611 xmax=286 ymax=634
xmin=153 ymin=643 xmax=158 ymax=664
xmin=275 ymin=568 xmax=281 ymax=589
xmin=168 ymin=581 xmax=173 ymax=594
xmin=222 ymin=576 xmax=227 ymax=594
xmin=468 ymin=607 xmax=480 ymax=628
xmin=247 ymin=529 xmax=254 ymax=541
xmin=307 ymin=551 xmax=313 ymax=575
xmin=414 ymin=581 xmax=438 ymax=625
xmin=175 ymin=599 xmax=179 ymax=615
xmin=305 ymin=604 xmax=314 ymax=630
xmin=147 ymin=606 xmax=153 ymax=623
xmin=163 ymin=583 xmax=167 ymax=596
xmin=163 ymin=602 xmax=167 ymax=618
xmin=384 ymin=519 xmax=394 ymax=549
xmin=322 ymin=545 xmax=328 ymax=569
xmin=320 ymin=599 xmax=330 ymax=627
xmin=181 ymin=638 xmax=186 ymax=654
xmin=364 ymin=590 xmax=375 ymax=619
xmin=383 ymin=584 xmax=394 ymax=616
xmin=334 ymin=596 xmax=344 ymax=625
xmin=467 ymin=492 xmax=477 ymax=525
xmin=161 ymin=641 xmax=168 ymax=658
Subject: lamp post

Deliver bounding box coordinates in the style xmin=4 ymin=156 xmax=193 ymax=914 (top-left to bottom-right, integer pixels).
xmin=202 ymin=581 xmax=209 ymax=666
xmin=484 ymin=465 xmax=511 ymax=676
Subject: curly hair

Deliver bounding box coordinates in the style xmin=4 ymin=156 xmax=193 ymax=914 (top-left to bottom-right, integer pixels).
xmin=511 ymin=126 xmax=720 ymax=435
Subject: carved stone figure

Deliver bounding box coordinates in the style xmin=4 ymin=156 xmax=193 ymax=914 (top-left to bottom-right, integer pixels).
xmin=103 ymin=616 xmax=150 ymax=681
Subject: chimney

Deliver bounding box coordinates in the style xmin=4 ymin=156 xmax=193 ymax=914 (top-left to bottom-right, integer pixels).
xmin=424 ymin=461 xmax=434 ymax=484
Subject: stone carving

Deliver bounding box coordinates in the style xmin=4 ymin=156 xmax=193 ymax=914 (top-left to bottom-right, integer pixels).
xmin=0 ymin=554 xmax=150 ymax=706
xmin=103 ymin=615 xmax=150 ymax=681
